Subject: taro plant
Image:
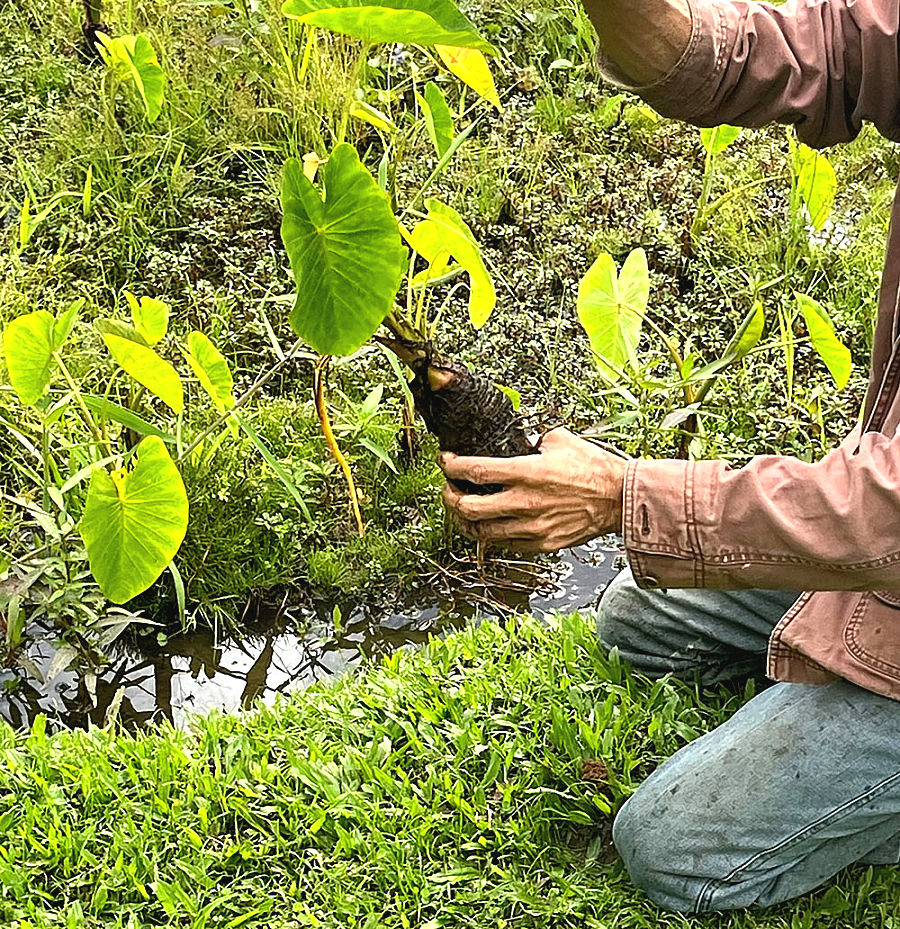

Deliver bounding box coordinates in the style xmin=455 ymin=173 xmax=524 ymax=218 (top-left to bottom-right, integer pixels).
xmin=576 ymin=248 xmax=852 ymax=457
xmin=0 ymin=293 xmax=312 ymax=663
xmin=97 ymin=32 xmax=166 ymax=124
xmin=576 ymin=247 xmax=767 ymax=457
xmin=689 ymin=125 xmax=744 ymax=246
xmin=688 ymin=126 xmax=838 ymax=260
xmin=279 ymin=0 xmax=531 ymax=528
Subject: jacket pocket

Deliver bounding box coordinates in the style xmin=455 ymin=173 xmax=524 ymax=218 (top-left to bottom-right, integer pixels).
xmin=845 ymin=592 xmax=900 ymax=680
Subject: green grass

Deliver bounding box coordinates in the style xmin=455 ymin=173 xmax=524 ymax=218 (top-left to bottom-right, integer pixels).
xmin=2 ymin=612 xmax=898 ymax=928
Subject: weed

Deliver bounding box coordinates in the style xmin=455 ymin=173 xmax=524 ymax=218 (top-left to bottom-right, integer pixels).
xmin=0 ymin=613 xmax=895 ymax=927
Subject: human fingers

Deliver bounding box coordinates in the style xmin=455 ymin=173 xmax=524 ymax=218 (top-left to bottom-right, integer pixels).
xmin=438 ymin=451 xmax=536 ymax=487
xmin=535 ymin=426 xmax=576 ymax=449
xmin=467 ymin=518 xmax=571 ymax=553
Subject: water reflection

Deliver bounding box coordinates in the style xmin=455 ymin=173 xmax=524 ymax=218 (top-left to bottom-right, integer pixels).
xmin=1 ymin=539 xmax=624 ymax=733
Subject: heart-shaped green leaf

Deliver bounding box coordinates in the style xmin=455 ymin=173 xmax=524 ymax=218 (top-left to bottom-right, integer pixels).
xmin=98 ymin=33 xmax=166 ymax=123
xmin=577 ymin=248 xmax=650 ymax=375
xmin=126 ymin=292 xmax=169 ymax=346
xmin=80 ymin=437 xmax=189 ymax=603
xmin=2 ymin=311 xmax=55 ymax=405
xmin=282 ymin=0 xmax=495 ymax=53
xmin=796 ymin=293 xmax=851 ymax=389
xmin=281 ymin=143 xmax=407 ymax=356
xmin=102 ymin=333 xmax=184 ymax=413
xmin=186 ymin=331 xmax=235 ymax=413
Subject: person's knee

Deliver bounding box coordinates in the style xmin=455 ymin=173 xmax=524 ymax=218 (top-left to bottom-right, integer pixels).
xmin=595 ymin=568 xmax=647 ymax=654
xmin=612 ymin=790 xmax=703 ymax=912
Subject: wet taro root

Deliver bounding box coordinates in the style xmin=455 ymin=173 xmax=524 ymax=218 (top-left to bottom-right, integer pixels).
xmin=405 ymin=347 xmax=536 ymax=495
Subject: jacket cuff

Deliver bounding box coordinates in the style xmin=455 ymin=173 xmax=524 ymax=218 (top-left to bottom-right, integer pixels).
xmin=623 ymin=457 xmax=716 ymax=589
xmin=596 ymin=0 xmax=736 ymax=121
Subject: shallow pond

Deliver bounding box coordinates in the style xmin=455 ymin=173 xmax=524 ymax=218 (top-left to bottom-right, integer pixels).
xmin=1 ymin=539 xmax=625 ymax=732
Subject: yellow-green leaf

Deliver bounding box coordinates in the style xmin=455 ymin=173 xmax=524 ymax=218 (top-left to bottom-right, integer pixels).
xmin=98 ymin=33 xmax=166 ymax=123
xmin=349 ymin=100 xmax=398 ymax=133
xmin=404 ymin=200 xmax=495 ymax=328
xmin=80 ymin=437 xmax=188 ymax=603
xmin=794 ymin=144 xmax=837 ymax=232
xmin=102 ymin=334 xmax=184 ymax=413
xmin=577 ymin=248 xmax=650 ymax=375
xmin=126 ymin=292 xmax=169 ymax=346
xmin=735 ymin=301 xmax=765 ymax=358
xmin=435 ymin=45 xmax=501 ymax=109
xmin=796 ymin=293 xmax=851 ymax=389
xmin=700 ymin=125 xmax=741 ymax=155
xmin=495 ymin=383 xmax=521 ymax=411
xmin=186 ymin=331 xmax=235 ymax=413
xmin=2 ymin=311 xmax=55 ymax=405
xmin=419 ymin=81 xmax=454 ymax=158
xmin=282 ymin=0 xmax=496 ymax=53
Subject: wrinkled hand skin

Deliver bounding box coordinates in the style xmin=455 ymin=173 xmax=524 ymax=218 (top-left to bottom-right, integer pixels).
xmin=440 ymin=428 xmax=628 ymax=553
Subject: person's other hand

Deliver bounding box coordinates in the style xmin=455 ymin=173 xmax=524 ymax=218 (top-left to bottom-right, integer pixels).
xmin=440 ymin=427 xmax=628 ymax=552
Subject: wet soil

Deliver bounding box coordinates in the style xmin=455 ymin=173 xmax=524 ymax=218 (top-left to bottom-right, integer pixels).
xmin=1 ymin=539 xmax=625 ymax=733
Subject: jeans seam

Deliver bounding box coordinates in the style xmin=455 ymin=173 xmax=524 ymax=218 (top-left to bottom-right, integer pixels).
xmin=694 ymin=767 xmax=900 ymax=912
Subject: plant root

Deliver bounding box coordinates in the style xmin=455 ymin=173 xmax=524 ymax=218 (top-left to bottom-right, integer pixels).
xmin=314 ymin=356 xmax=365 ymax=536
xmin=377 ymin=337 xmax=535 ymax=495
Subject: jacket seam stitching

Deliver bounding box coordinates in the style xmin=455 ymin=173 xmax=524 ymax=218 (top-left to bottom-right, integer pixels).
xmin=627 ymin=549 xmax=900 ymax=570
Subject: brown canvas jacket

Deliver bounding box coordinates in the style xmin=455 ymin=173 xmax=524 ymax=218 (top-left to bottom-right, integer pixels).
xmin=598 ymin=0 xmax=900 ymax=699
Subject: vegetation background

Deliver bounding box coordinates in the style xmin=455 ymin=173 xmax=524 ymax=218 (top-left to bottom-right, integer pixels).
xmin=2 ymin=0 xmax=900 ymax=924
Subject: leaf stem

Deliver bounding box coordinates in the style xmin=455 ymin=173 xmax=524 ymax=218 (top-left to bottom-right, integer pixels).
xmin=52 ymin=351 xmax=113 ymax=461
xmin=177 ymin=338 xmax=312 ymax=463
xmin=314 ymin=356 xmax=364 ymax=536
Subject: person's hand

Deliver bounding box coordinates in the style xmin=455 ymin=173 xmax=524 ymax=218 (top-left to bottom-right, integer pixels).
xmin=439 ymin=427 xmax=629 ymax=553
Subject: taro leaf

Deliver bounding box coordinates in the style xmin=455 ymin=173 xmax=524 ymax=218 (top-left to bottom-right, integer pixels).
xmin=577 ymin=248 xmax=650 ymax=374
xmin=281 ymin=143 xmax=407 ymax=356
xmin=126 ymin=292 xmax=169 ymax=346
xmin=419 ymin=82 xmax=454 ymax=158
xmin=80 ymin=436 xmax=189 ymax=603
xmin=98 ymin=33 xmax=166 ymax=123
xmin=404 ymin=199 xmax=495 ymax=328
xmin=3 ymin=311 xmax=56 ymax=405
xmin=794 ymin=144 xmax=836 ymax=231
xmin=435 ymin=45 xmax=501 ymax=109
xmin=281 ymin=0 xmax=496 ymax=53
xmin=796 ymin=293 xmax=851 ymax=389
xmin=186 ymin=331 xmax=235 ymax=413
xmin=735 ymin=301 xmax=765 ymax=358
xmin=700 ymin=125 xmax=741 ymax=155
xmin=95 ymin=318 xmax=149 ymax=346
xmin=53 ymin=298 xmax=83 ymax=350
xmin=102 ymin=333 xmax=184 ymax=413
xmin=349 ymin=101 xmax=398 ymax=133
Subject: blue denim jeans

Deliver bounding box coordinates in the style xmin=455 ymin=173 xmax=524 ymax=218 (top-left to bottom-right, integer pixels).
xmin=597 ymin=568 xmax=900 ymax=912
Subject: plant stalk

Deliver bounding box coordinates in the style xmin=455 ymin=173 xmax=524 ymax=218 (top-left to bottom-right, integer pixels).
xmin=178 ymin=338 xmax=312 ymax=463
xmin=52 ymin=351 xmax=113 ymax=461
xmin=314 ymin=356 xmax=364 ymax=536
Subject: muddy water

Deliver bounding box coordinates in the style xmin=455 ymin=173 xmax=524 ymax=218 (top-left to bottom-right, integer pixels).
xmin=1 ymin=539 xmax=625 ymax=732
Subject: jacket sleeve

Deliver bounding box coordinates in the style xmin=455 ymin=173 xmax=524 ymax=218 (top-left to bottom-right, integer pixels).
xmin=624 ymin=429 xmax=900 ymax=590
xmin=597 ymin=0 xmax=900 ymax=147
